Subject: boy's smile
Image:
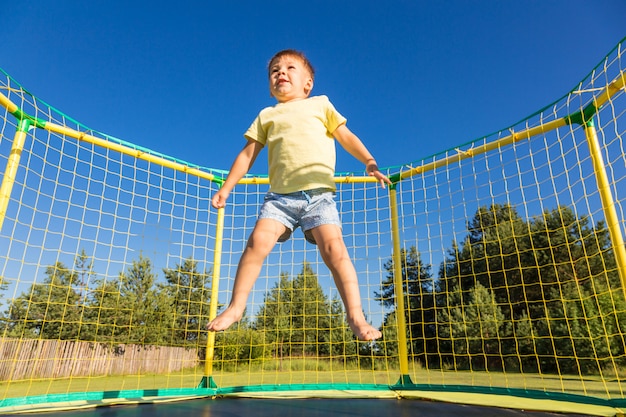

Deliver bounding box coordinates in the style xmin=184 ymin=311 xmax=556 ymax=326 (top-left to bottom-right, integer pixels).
xmin=269 ymin=55 xmax=313 ymax=103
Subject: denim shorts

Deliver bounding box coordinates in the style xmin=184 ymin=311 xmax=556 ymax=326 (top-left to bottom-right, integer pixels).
xmin=258 ymin=188 xmax=341 ymax=244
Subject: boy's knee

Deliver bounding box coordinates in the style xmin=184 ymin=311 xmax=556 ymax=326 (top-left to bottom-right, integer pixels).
xmin=249 ymin=220 xmax=287 ymax=245
xmin=247 ymin=233 xmax=275 ymax=251
xmin=318 ymin=236 xmax=348 ymax=259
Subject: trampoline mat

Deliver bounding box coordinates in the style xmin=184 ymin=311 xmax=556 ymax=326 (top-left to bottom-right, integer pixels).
xmin=34 ymin=398 xmax=595 ymax=417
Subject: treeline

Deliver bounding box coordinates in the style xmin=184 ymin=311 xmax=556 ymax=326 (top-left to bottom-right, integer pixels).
xmin=1 ymin=203 xmax=625 ymax=376
xmin=1 ymin=255 xmax=211 ymax=346
xmin=211 ymin=263 xmax=360 ymax=366
xmin=377 ymin=204 xmax=626 ymax=375
xmin=0 ymin=255 xmax=358 ymax=363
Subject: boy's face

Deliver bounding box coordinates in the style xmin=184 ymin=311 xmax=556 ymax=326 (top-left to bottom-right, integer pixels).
xmin=268 ymin=55 xmax=313 ymax=103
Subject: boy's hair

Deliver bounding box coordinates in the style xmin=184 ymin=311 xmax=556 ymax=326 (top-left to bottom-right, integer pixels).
xmin=268 ymin=49 xmax=315 ymax=80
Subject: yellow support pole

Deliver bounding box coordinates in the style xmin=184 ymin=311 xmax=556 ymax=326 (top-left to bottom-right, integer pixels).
xmin=388 ymin=185 xmax=412 ymax=384
xmin=236 ymin=175 xmax=380 ymax=186
xmin=397 ymin=71 xmax=625 ymax=183
xmin=593 ymin=70 xmax=626 ymax=110
xmin=0 ymin=119 xmax=30 ymax=231
xmin=584 ymin=122 xmax=626 ymax=294
xmin=201 ymin=205 xmax=226 ymax=388
xmin=0 ymin=91 xmax=19 ymax=114
xmin=43 ymin=122 xmax=216 ymax=183
xmin=400 ymin=118 xmax=567 ymax=182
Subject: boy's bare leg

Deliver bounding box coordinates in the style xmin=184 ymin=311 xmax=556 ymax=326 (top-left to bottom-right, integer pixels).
xmin=207 ymin=218 xmax=286 ymax=332
xmin=310 ymin=224 xmax=382 ymax=341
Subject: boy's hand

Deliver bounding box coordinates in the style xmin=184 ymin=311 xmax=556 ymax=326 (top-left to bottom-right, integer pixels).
xmin=366 ymin=160 xmax=392 ymax=189
xmin=211 ymin=189 xmax=229 ymax=209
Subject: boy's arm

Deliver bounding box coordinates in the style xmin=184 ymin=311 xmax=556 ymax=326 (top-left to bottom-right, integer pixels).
xmin=212 ymin=139 xmax=264 ymax=208
xmin=333 ymin=124 xmax=391 ymax=188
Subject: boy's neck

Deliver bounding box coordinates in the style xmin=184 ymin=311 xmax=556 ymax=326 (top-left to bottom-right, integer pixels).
xmin=276 ymin=96 xmax=309 ymax=104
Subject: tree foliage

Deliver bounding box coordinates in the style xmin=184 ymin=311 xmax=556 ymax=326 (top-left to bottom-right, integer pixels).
xmin=2 ymin=201 xmax=625 ymax=376
xmin=5 ymin=262 xmax=81 ymax=339
xmin=382 ymin=203 xmax=626 ymax=374
xmin=161 ymin=258 xmax=212 ymax=344
xmin=377 ymin=246 xmax=437 ymax=360
xmin=255 ymin=263 xmax=355 ymax=357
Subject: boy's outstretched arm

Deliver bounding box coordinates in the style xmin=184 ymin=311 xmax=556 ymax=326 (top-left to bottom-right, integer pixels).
xmin=333 ymin=124 xmax=391 ymax=188
xmin=212 ymin=139 xmax=264 ymax=209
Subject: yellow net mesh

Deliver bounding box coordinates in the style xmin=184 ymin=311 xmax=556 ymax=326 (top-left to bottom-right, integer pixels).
xmin=0 ymin=39 xmax=625 ymax=414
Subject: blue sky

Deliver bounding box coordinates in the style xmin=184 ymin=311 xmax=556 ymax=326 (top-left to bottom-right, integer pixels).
xmin=0 ymin=1 xmax=625 ymax=326
xmin=2 ymin=1 xmax=625 ymax=177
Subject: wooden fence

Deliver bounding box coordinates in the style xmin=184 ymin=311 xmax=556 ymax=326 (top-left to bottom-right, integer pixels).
xmin=0 ymin=338 xmax=199 ymax=381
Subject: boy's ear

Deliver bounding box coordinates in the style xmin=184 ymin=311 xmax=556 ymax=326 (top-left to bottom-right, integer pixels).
xmin=305 ymin=78 xmax=314 ymax=95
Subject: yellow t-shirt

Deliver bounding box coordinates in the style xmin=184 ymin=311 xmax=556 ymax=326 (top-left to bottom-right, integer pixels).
xmin=244 ymin=95 xmax=347 ymax=194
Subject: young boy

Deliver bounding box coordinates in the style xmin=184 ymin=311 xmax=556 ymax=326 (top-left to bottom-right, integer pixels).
xmin=207 ymin=49 xmax=391 ymax=341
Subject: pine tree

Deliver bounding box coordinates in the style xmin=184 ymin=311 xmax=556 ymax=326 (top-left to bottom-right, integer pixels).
xmin=114 ymin=255 xmax=174 ymax=345
xmin=255 ymin=263 xmax=342 ymax=357
xmin=437 ymin=282 xmax=510 ymax=370
xmin=377 ymin=246 xmax=437 ymax=362
xmin=5 ymin=262 xmax=81 ymax=339
xmin=161 ymin=257 xmax=212 ymax=344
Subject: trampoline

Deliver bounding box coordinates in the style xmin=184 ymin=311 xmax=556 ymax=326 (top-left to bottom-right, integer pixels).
xmin=2 ymin=33 xmax=626 ymax=417
xmin=29 ymin=398 xmax=596 ymax=417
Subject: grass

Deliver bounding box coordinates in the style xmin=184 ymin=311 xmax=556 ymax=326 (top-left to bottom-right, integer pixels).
xmin=1 ymin=360 xmax=625 ymax=403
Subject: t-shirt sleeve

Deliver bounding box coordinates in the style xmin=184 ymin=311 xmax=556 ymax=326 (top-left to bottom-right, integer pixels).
xmin=244 ymin=114 xmax=267 ymax=145
xmin=323 ymin=96 xmax=347 ymax=134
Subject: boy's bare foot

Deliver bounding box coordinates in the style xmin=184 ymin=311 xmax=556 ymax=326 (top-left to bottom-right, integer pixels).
xmin=206 ymin=307 xmax=243 ymax=332
xmin=348 ymin=319 xmax=382 ymax=341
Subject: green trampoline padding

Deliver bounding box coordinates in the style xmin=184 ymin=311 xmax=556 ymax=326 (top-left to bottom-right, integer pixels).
xmin=1 ymin=385 xmax=623 ymax=416
xmin=21 ymin=397 xmax=605 ymax=417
